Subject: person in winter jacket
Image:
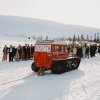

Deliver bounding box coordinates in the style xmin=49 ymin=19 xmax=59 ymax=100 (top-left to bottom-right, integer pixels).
xmin=30 ymin=44 xmax=34 ymax=59
xmin=76 ymin=45 xmax=83 ymax=58
xmin=73 ymin=45 xmax=77 ymax=55
xmin=82 ymin=45 xmax=86 ymax=58
xmin=8 ymin=45 xmax=13 ymax=62
xmin=23 ymin=44 xmax=28 ymax=60
xmin=18 ymin=44 xmax=22 ymax=60
xmin=27 ymin=44 xmax=31 ymax=59
xmin=85 ymin=45 xmax=89 ymax=58
xmin=69 ymin=44 xmax=73 ymax=55
xmin=98 ymin=44 xmax=100 ymax=54
xmin=2 ymin=45 xmax=8 ymax=61
xmin=14 ymin=46 xmax=20 ymax=61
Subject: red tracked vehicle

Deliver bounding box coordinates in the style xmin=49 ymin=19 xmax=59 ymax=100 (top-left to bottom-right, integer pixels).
xmin=31 ymin=40 xmax=80 ymax=74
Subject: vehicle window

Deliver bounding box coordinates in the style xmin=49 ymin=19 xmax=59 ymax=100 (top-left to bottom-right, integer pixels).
xmin=54 ymin=46 xmax=64 ymax=53
xmin=35 ymin=45 xmax=51 ymax=53
xmin=54 ymin=46 xmax=58 ymax=52
xmin=65 ymin=46 xmax=68 ymax=52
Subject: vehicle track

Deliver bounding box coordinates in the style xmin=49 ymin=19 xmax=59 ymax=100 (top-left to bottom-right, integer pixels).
xmin=0 ymin=72 xmax=34 ymax=86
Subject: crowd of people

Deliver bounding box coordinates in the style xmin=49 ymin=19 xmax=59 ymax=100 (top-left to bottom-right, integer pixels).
xmin=2 ymin=44 xmax=34 ymax=62
xmin=2 ymin=42 xmax=100 ymax=62
xmin=67 ymin=43 xmax=100 ymax=59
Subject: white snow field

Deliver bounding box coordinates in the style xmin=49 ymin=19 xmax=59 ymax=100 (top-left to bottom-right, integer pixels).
xmin=0 ymin=54 xmax=100 ymax=100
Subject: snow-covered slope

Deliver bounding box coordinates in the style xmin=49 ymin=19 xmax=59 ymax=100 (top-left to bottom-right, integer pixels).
xmin=0 ymin=15 xmax=100 ymax=38
xmin=0 ymin=54 xmax=100 ymax=100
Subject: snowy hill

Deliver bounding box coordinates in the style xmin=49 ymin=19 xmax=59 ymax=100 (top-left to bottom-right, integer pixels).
xmin=0 ymin=15 xmax=100 ymax=39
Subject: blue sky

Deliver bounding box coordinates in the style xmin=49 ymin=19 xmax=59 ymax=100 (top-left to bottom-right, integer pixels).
xmin=0 ymin=0 xmax=100 ymax=28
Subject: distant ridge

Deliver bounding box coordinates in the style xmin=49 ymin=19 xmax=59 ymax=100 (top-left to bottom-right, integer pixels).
xmin=0 ymin=15 xmax=100 ymax=38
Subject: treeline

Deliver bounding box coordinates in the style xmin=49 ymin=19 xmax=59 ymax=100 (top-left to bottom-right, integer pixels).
xmin=71 ymin=32 xmax=100 ymax=43
xmin=32 ymin=32 xmax=100 ymax=43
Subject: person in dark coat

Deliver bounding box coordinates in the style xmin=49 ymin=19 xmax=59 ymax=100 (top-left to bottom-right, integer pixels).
xmin=13 ymin=46 xmax=17 ymax=59
xmin=93 ymin=44 xmax=97 ymax=56
xmin=8 ymin=45 xmax=14 ymax=62
xmin=90 ymin=45 xmax=93 ymax=57
xmin=27 ymin=44 xmax=31 ymax=59
xmin=30 ymin=44 xmax=34 ymax=59
xmin=21 ymin=46 xmax=24 ymax=60
xmin=76 ymin=45 xmax=83 ymax=58
xmin=23 ymin=44 xmax=28 ymax=60
xmin=90 ymin=44 xmax=97 ymax=57
xmin=98 ymin=44 xmax=100 ymax=54
xmin=18 ymin=44 xmax=22 ymax=60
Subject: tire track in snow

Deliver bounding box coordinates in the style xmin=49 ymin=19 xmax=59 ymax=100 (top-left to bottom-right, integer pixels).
xmin=0 ymin=72 xmax=34 ymax=85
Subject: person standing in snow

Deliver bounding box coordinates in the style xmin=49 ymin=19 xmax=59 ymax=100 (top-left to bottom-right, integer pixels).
xmin=21 ymin=46 xmax=24 ymax=60
xmin=13 ymin=46 xmax=17 ymax=60
xmin=27 ymin=44 xmax=31 ymax=59
xmin=23 ymin=44 xmax=28 ymax=60
xmin=72 ymin=45 xmax=77 ymax=56
xmin=98 ymin=44 xmax=100 ymax=54
xmin=76 ymin=44 xmax=83 ymax=58
xmin=85 ymin=45 xmax=89 ymax=58
xmin=2 ymin=45 xmax=8 ymax=62
xmin=94 ymin=44 xmax=97 ymax=56
xmin=18 ymin=44 xmax=22 ymax=60
xmin=8 ymin=45 xmax=13 ymax=62
xmin=30 ymin=44 xmax=34 ymax=59
xmin=90 ymin=45 xmax=94 ymax=57
xmin=14 ymin=46 xmax=20 ymax=61
xmin=82 ymin=45 xmax=86 ymax=58
xmin=69 ymin=44 xmax=73 ymax=55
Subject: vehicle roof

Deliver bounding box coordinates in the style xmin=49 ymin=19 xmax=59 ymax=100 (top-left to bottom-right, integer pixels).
xmin=35 ymin=40 xmax=68 ymax=45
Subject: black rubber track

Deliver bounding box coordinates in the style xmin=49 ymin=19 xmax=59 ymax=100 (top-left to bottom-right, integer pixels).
xmin=51 ymin=58 xmax=80 ymax=74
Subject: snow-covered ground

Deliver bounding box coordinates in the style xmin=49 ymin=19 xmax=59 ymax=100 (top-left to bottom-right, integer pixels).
xmin=0 ymin=53 xmax=100 ymax=100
